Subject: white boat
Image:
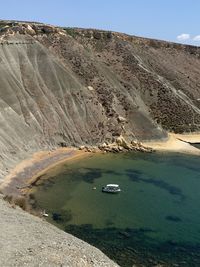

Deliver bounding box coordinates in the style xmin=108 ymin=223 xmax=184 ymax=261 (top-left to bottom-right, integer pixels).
xmin=42 ymin=210 xmax=49 ymax=217
xmin=102 ymin=184 xmax=121 ymax=193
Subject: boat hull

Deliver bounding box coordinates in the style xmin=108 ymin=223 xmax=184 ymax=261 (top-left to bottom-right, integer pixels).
xmin=102 ymin=187 xmax=121 ymax=193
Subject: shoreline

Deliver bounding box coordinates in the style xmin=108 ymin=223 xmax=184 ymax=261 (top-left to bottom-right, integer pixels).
xmin=142 ymin=133 xmax=200 ymax=155
xmin=1 ymin=132 xmax=200 ymax=198
xmin=0 ymin=132 xmax=200 ymax=265
xmin=0 ymin=147 xmax=92 ymax=197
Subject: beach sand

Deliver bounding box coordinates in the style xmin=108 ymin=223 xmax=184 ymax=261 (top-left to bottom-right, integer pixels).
xmin=0 ymin=148 xmax=91 ymax=196
xmin=142 ymin=133 xmax=200 ymax=155
xmin=1 ymin=132 xmax=200 ymax=196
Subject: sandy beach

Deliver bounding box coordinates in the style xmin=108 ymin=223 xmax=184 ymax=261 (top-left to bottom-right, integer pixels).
xmin=1 ymin=132 xmax=200 ymax=197
xmin=0 ymin=148 xmax=92 ymax=196
xmin=142 ymin=133 xmax=200 ymax=155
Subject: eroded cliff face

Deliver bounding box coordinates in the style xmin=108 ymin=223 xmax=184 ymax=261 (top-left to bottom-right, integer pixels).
xmin=0 ymin=21 xmax=200 ymax=179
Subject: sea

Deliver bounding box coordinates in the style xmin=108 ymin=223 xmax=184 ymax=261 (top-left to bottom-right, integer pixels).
xmin=30 ymin=152 xmax=200 ymax=266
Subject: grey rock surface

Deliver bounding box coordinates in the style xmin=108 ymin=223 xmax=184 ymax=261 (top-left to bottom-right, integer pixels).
xmin=0 ymin=195 xmax=118 ymax=267
xmin=0 ymin=22 xmax=200 ymax=181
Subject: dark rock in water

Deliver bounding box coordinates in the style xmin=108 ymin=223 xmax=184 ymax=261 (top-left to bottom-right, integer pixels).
xmin=138 ymin=227 xmax=156 ymax=233
xmin=165 ymin=215 xmax=182 ymax=222
xmin=52 ymin=210 xmax=72 ymax=223
xmin=126 ymin=172 xmax=185 ymax=200
xmin=166 ymin=240 xmax=178 ymax=246
xmin=119 ymin=231 xmax=131 ymax=238
xmin=52 ymin=213 xmax=63 ymax=222
xmin=105 ymin=219 xmax=114 ymax=227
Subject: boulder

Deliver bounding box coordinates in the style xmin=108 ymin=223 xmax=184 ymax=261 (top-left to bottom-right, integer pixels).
xmin=87 ymin=86 xmax=94 ymax=91
xmin=116 ymin=136 xmax=131 ymax=149
xmin=78 ymin=145 xmax=85 ymax=150
xmin=131 ymin=140 xmax=138 ymax=146
xmin=98 ymin=143 xmax=107 ymax=149
xmin=117 ymin=116 xmax=127 ymax=123
xmin=25 ymin=25 xmax=36 ymax=35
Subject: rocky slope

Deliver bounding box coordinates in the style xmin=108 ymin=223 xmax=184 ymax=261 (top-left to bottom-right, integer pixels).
xmin=0 ymin=194 xmax=118 ymax=267
xmin=0 ymin=20 xmax=200 ymax=179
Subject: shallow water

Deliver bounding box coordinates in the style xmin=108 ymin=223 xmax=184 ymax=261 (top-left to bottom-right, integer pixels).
xmin=191 ymin=143 xmax=200 ymax=149
xmin=32 ymin=152 xmax=200 ymax=266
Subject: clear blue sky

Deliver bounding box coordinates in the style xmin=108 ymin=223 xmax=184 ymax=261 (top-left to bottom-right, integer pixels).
xmin=1 ymin=0 xmax=200 ymax=45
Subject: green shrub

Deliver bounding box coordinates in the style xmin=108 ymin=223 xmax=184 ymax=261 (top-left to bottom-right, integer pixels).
xmin=63 ymin=28 xmax=79 ymax=38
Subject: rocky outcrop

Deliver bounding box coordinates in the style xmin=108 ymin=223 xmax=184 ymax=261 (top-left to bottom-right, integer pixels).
xmin=78 ymin=136 xmax=153 ymax=153
xmin=98 ymin=136 xmax=153 ymax=153
xmin=0 ymin=21 xmax=63 ymax=36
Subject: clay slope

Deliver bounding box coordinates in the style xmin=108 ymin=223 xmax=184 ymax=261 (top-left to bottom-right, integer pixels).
xmin=0 ymin=21 xmax=200 ymax=178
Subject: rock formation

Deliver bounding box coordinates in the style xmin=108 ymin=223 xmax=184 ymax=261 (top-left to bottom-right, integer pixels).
xmin=0 ymin=20 xmax=200 ymax=179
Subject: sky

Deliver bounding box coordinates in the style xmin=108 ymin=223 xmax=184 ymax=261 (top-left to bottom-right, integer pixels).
xmin=0 ymin=0 xmax=200 ymax=45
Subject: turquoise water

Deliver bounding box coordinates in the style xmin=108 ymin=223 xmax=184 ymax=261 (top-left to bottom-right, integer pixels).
xmin=32 ymin=152 xmax=200 ymax=266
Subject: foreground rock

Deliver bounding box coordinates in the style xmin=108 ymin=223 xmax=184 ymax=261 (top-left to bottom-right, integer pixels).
xmin=0 ymin=195 xmax=118 ymax=267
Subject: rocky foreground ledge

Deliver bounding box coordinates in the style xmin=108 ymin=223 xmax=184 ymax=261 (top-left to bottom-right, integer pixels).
xmin=0 ymin=195 xmax=118 ymax=267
